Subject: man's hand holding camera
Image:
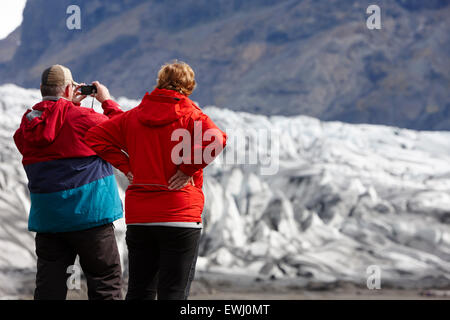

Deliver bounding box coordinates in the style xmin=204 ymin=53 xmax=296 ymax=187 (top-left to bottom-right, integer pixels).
xmin=74 ymin=81 xmax=112 ymax=105
xmin=91 ymin=81 xmax=112 ymax=103
xmin=72 ymin=83 xmax=87 ymax=105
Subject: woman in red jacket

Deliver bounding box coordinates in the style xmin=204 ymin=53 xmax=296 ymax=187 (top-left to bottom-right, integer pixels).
xmin=85 ymin=61 xmax=227 ymax=300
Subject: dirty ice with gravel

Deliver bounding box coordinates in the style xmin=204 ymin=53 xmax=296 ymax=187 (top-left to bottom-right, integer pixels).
xmin=0 ymin=84 xmax=449 ymax=298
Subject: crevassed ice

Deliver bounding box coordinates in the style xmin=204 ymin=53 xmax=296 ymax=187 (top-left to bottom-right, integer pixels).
xmin=0 ymin=84 xmax=449 ymax=297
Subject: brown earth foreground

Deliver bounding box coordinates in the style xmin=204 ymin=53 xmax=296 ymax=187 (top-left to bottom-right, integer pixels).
xmin=67 ymin=272 xmax=450 ymax=300
xmin=8 ymin=270 xmax=449 ymax=300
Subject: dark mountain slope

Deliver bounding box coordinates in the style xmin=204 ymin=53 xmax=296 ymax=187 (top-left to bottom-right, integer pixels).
xmin=0 ymin=0 xmax=449 ymax=130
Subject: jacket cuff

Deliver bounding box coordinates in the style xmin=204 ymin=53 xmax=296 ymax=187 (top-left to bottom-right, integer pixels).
xmin=101 ymin=99 xmax=119 ymax=109
xmin=179 ymin=164 xmax=199 ymax=177
xmin=117 ymin=164 xmax=131 ymax=175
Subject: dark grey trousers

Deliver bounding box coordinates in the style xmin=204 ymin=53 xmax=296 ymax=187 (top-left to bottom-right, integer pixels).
xmin=34 ymin=223 xmax=122 ymax=300
xmin=125 ymin=225 xmax=201 ymax=300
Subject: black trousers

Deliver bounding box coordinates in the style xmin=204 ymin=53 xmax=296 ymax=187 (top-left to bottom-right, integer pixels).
xmin=125 ymin=225 xmax=201 ymax=300
xmin=34 ymin=223 xmax=122 ymax=300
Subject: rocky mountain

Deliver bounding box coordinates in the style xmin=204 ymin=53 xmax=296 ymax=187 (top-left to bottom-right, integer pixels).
xmin=0 ymin=27 xmax=21 ymax=64
xmin=0 ymin=84 xmax=449 ymax=298
xmin=0 ymin=0 xmax=449 ymax=130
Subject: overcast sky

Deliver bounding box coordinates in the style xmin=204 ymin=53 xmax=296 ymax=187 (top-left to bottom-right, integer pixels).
xmin=0 ymin=0 xmax=27 ymax=40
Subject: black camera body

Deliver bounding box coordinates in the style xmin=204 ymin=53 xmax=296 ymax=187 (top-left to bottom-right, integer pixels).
xmin=80 ymin=85 xmax=97 ymax=95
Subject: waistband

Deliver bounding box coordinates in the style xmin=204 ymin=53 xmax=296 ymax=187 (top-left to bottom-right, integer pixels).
xmin=127 ymin=221 xmax=202 ymax=228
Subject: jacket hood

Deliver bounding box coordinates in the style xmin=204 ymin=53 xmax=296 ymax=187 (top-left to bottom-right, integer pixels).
xmin=19 ymin=98 xmax=71 ymax=146
xmin=136 ymin=88 xmax=199 ymax=127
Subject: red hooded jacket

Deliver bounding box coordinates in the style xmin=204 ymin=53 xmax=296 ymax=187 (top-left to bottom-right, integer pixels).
xmin=85 ymin=88 xmax=227 ymax=224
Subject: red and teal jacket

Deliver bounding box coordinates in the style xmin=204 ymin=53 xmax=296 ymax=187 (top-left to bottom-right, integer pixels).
xmin=13 ymin=97 xmax=124 ymax=233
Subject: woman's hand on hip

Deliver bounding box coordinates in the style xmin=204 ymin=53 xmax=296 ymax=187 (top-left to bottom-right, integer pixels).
xmin=126 ymin=172 xmax=134 ymax=184
xmin=168 ymin=170 xmax=193 ymax=190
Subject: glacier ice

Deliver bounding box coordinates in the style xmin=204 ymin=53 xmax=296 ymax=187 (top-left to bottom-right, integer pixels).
xmin=0 ymin=84 xmax=449 ymax=297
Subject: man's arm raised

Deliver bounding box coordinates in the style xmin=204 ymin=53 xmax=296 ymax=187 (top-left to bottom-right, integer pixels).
xmin=92 ymin=81 xmax=124 ymax=118
xmin=84 ymin=114 xmax=131 ymax=176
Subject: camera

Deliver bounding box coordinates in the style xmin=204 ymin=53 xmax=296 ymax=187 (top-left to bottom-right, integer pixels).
xmin=80 ymin=85 xmax=97 ymax=95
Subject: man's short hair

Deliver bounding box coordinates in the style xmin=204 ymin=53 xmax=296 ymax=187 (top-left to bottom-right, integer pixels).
xmin=156 ymin=60 xmax=196 ymax=96
xmin=40 ymin=85 xmax=66 ymax=97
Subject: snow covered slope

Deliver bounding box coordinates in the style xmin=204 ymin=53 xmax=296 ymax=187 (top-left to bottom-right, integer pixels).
xmin=0 ymin=84 xmax=449 ymax=298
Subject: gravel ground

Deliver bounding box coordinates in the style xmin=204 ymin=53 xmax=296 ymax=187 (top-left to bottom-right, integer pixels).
xmin=2 ymin=270 xmax=449 ymax=300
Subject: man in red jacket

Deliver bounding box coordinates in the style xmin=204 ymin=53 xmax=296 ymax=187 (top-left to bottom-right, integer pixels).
xmin=85 ymin=61 xmax=227 ymax=300
xmin=14 ymin=65 xmax=124 ymax=300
